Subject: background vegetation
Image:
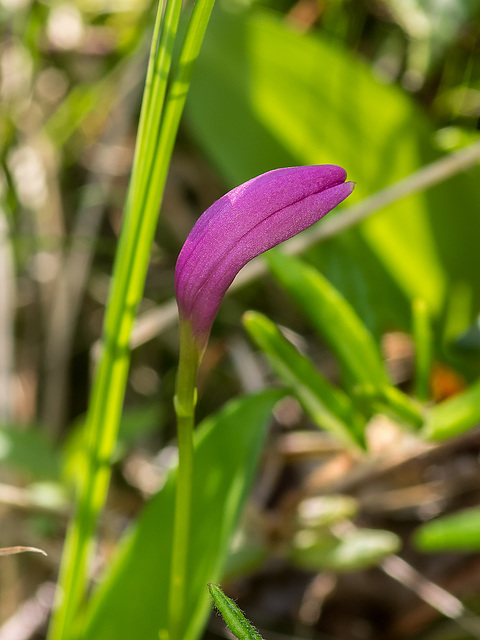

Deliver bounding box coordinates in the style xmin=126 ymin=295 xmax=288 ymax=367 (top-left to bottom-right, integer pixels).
xmin=1 ymin=0 xmax=480 ymax=639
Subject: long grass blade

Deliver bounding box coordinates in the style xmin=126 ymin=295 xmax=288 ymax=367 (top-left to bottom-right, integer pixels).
xmin=47 ymin=0 xmax=216 ymax=637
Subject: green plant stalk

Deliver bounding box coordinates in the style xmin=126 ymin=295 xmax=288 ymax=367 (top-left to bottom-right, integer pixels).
xmin=208 ymin=584 xmax=265 ymax=640
xmin=47 ymin=0 xmax=216 ymax=638
xmin=412 ymin=298 xmax=432 ymax=402
xmin=169 ymin=321 xmax=201 ymax=640
xmin=128 ymin=0 xmax=181 ymax=212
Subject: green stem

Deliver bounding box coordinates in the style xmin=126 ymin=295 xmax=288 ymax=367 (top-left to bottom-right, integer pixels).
xmin=169 ymin=321 xmax=200 ymax=640
xmin=413 ymin=298 xmax=432 ymax=402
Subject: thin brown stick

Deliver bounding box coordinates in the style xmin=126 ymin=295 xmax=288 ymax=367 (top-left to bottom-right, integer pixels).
xmin=0 ymin=546 xmax=47 ymax=557
xmin=381 ymin=555 xmax=480 ymax=638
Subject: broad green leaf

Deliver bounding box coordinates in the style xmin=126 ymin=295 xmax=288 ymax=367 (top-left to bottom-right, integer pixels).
xmin=291 ymin=528 xmax=401 ymax=572
xmin=208 ymin=584 xmax=264 ymax=640
xmin=243 ymin=310 xmax=366 ymax=448
xmin=423 ymin=378 xmax=480 ymax=441
xmin=414 ymin=507 xmax=480 ymax=552
xmin=80 ymin=390 xmax=282 ymax=640
xmin=185 ymin=6 xmax=480 ymax=335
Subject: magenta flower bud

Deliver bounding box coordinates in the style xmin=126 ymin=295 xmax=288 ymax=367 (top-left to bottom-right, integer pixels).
xmin=175 ymin=165 xmax=354 ymax=349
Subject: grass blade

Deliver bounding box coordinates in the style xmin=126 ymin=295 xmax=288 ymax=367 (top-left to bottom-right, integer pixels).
xmin=208 ymin=584 xmax=265 ymax=640
xmin=47 ymin=1 xmax=216 ymax=637
xmin=266 ymin=251 xmax=388 ymax=389
xmin=423 ymin=378 xmax=480 ymax=440
xmin=412 ymin=298 xmax=433 ymax=402
xmin=243 ymin=310 xmax=366 ymax=449
xmin=414 ymin=507 xmax=480 ymax=552
xmin=266 ymin=251 xmax=423 ymax=428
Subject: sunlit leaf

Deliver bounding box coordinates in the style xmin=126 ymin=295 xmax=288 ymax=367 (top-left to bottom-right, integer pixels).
xmin=423 ymin=378 xmax=480 ymax=440
xmin=243 ymin=310 xmax=366 ymax=448
xmin=266 ymin=253 xmax=423 ymax=428
xmin=266 ymin=251 xmax=387 ymax=390
xmin=414 ymin=507 xmax=480 ymax=552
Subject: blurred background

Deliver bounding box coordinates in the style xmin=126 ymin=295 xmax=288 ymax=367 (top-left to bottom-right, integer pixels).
xmin=1 ymin=0 xmax=480 ymax=638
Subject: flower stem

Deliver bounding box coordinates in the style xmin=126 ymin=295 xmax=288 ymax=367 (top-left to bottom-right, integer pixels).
xmin=169 ymin=320 xmax=200 ymax=640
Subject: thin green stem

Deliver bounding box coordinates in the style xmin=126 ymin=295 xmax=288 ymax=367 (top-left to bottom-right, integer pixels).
xmin=129 ymin=0 xmax=182 ymax=213
xmin=169 ymin=321 xmax=200 ymax=640
xmin=125 ymin=0 xmax=165 ymax=204
xmin=169 ymin=414 xmax=194 ymax=640
xmin=208 ymin=584 xmax=265 ymax=640
xmin=413 ymin=298 xmax=432 ymax=402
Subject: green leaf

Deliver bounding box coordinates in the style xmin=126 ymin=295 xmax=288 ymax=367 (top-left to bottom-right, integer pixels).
xmin=291 ymin=528 xmax=401 ymax=572
xmin=266 ymin=251 xmax=388 ymax=390
xmin=266 ymin=253 xmax=424 ymax=428
xmin=423 ymin=378 xmax=480 ymax=441
xmin=208 ymin=584 xmax=264 ymax=640
xmin=414 ymin=507 xmax=480 ymax=552
xmin=243 ymin=310 xmax=366 ymax=448
xmin=353 ymin=384 xmax=424 ymax=429
xmin=80 ymin=390 xmax=282 ymax=640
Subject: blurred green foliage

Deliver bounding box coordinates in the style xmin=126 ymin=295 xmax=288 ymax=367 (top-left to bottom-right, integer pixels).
xmin=185 ymin=4 xmax=480 ymax=364
xmin=1 ymin=0 xmax=480 ymax=638
xmin=414 ymin=506 xmax=480 ymax=552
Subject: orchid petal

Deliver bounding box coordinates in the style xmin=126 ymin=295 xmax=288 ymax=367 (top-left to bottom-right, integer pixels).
xmin=175 ymin=165 xmax=354 ymax=347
